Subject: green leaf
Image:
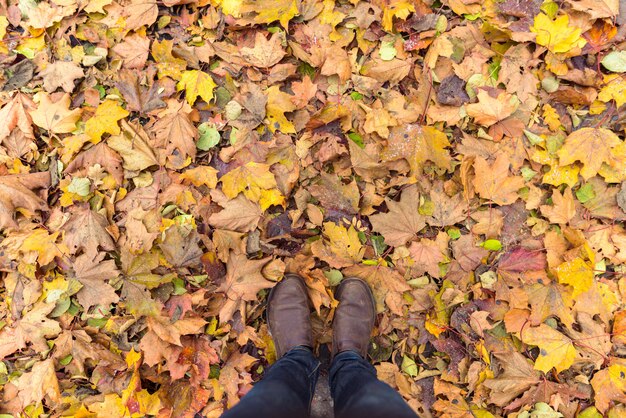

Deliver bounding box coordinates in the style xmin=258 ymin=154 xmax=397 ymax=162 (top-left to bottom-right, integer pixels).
xmin=67 ymin=177 xmax=91 ymax=196
xmin=401 ymin=355 xmax=418 ymax=377
xmin=197 ymin=123 xmax=221 ymax=150
xmin=578 ymin=406 xmax=602 ymax=418
xmin=350 ymin=91 xmax=363 ymax=101
xmin=59 ymin=354 xmax=73 ymax=366
xmin=602 ymin=50 xmax=626 ymax=73
xmin=446 ymin=227 xmax=461 ymax=240
xmin=481 ymin=239 xmax=502 ymax=251
xmin=379 ymin=40 xmax=397 ymax=61
xmin=576 ymin=183 xmax=595 ymax=203
xmin=371 ymin=234 xmax=387 ymax=256
xmin=324 ymin=269 xmax=343 ymax=286
xmin=347 ymin=132 xmax=364 ymax=148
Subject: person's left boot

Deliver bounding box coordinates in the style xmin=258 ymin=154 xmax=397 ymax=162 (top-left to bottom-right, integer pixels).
xmin=267 ymin=274 xmax=313 ymax=358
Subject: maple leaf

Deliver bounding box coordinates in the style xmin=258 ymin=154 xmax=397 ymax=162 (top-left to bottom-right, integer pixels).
xmin=40 ymin=60 xmax=84 ymax=93
xmin=72 ymin=252 xmax=120 ymax=310
xmin=554 ymin=257 xmax=594 ymax=298
xmin=150 ymin=99 xmax=198 ymax=168
xmin=0 ymin=301 xmax=62 ymax=358
xmin=369 ymin=185 xmax=426 ymax=247
xmin=177 ymin=70 xmax=217 ymax=105
xmin=311 ymin=222 xmax=365 ymax=269
xmin=540 ymin=188 xmax=576 ymax=224
xmin=107 ymin=120 xmax=159 ymax=171
xmin=85 ymin=100 xmax=130 ymax=143
xmin=591 ymin=363 xmax=626 ymax=413
xmin=526 ymin=282 xmax=574 ymax=328
xmin=123 ymin=0 xmax=158 ymax=31
xmin=598 ymin=74 xmax=626 ymax=108
xmin=408 ymin=239 xmax=446 ymax=278
xmin=484 ymin=352 xmax=541 ymax=406
xmin=498 ymin=247 xmax=547 ymax=273
xmin=111 ymin=33 xmax=150 ymax=69
xmin=291 ymin=76 xmax=317 ymax=109
xmin=151 ymin=39 xmax=187 ymax=80
xmin=220 ymin=162 xmax=284 ymax=210
xmin=473 ymin=154 xmax=525 ymax=206
xmin=12 ymin=359 xmax=61 ymax=410
xmin=62 ymin=204 xmax=115 ymax=258
xmin=557 ymin=128 xmax=624 ymax=180
xmin=376 ymin=0 xmax=415 ymax=32
xmin=530 ymin=13 xmax=586 ymax=54
xmin=30 ymin=92 xmax=81 ymax=134
xmin=0 ymin=93 xmax=35 ymax=142
xmin=466 ymin=89 xmax=519 ymax=127
xmin=242 ymin=0 xmax=298 ymax=29
xmin=65 ymin=142 xmax=124 ymax=185
xmin=216 ymin=253 xmax=273 ymax=322
xmin=383 ymin=124 xmax=452 ymax=176
xmin=241 ymin=32 xmax=286 ymax=68
xmin=0 ymin=172 xmax=50 ymax=230
xmin=265 ymin=85 xmax=296 ymax=134
xmin=116 ymin=69 xmax=166 ymax=114
xmin=426 ymin=183 xmax=468 ymax=227
xmin=208 ymin=194 xmax=262 ymax=233
xmin=521 ymin=324 xmax=577 ymax=374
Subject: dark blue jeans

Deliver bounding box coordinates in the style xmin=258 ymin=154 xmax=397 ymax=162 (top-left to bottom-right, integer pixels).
xmin=221 ymin=347 xmax=418 ymax=418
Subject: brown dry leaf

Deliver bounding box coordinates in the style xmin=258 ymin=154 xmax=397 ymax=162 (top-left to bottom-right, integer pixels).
xmin=72 ymin=252 xmax=120 ymax=310
xmin=208 ymin=194 xmax=263 ymax=233
xmin=591 ymin=363 xmax=626 ymax=413
xmin=111 ymin=33 xmax=151 ymax=69
xmin=150 ymin=100 xmax=198 ymax=167
xmin=484 ymin=352 xmax=541 ymax=406
xmin=0 ymin=301 xmax=62 ymax=358
xmin=107 ymin=120 xmax=159 ymax=171
xmin=466 ymin=89 xmax=519 ymax=127
xmin=526 ymin=282 xmax=574 ymax=328
xmin=62 ymin=205 xmax=115 ymax=257
xmin=290 ymin=76 xmax=317 ymax=109
xmin=65 ymin=142 xmax=124 ymax=184
xmin=369 ymin=185 xmax=426 ymax=247
xmin=12 ymin=359 xmax=61 ymax=410
xmin=473 ymin=154 xmax=525 ymax=206
xmin=408 ymin=238 xmax=446 ymax=278
xmin=240 ymin=32 xmax=286 ymax=68
xmin=216 ymin=253 xmax=273 ymax=322
xmin=540 ymin=188 xmax=576 ymax=224
xmin=40 ymin=60 xmax=84 ymax=93
xmin=383 ymin=124 xmax=452 ymax=176
xmin=123 ymin=0 xmax=158 ymax=31
xmin=0 ymin=172 xmax=50 ymax=230
xmin=116 ymin=69 xmax=167 ymax=114
xmin=426 ymin=183 xmax=468 ymax=227
xmin=0 ymin=93 xmax=35 ymax=142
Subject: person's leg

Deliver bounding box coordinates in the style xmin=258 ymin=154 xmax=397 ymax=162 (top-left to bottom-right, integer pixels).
xmin=221 ymin=274 xmax=317 ymax=418
xmin=329 ymin=350 xmax=418 ymax=418
xmin=329 ymin=277 xmax=418 ymax=418
xmin=221 ymin=346 xmax=320 ymax=418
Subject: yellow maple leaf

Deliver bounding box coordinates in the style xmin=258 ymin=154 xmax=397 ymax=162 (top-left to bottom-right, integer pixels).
xmin=555 ymin=257 xmax=594 ymax=297
xmin=220 ymin=162 xmax=284 ymax=210
xmin=542 ymin=103 xmax=561 ymax=131
xmin=20 ymin=229 xmax=69 ymax=265
xmin=151 ymin=40 xmax=187 ymax=80
xmin=466 ymin=89 xmax=519 ymax=127
xmin=531 ymin=13 xmax=586 ymax=54
xmin=85 ymin=100 xmax=129 ymax=143
xmin=179 ymin=166 xmax=219 ymax=188
xmin=266 ymin=85 xmax=296 ymax=134
xmin=521 ymin=324 xmax=577 ymax=373
xmin=30 ymin=92 xmax=81 ymax=134
xmin=598 ymin=74 xmax=626 ymax=108
xmin=177 ymin=70 xmax=217 ymax=105
xmin=382 ymin=125 xmax=452 ymax=176
xmin=241 ymin=0 xmax=298 ymax=30
xmin=557 ymin=127 xmax=623 ymax=180
xmin=377 ymin=0 xmax=415 ymax=32
xmin=212 ymin=0 xmax=242 ymax=17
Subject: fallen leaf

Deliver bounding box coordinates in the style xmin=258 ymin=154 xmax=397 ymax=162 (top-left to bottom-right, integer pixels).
xmin=473 ymin=154 xmax=525 ymax=206
xmin=520 ymin=323 xmax=577 ymax=374
xmin=177 ymin=70 xmax=217 ymax=105
xmin=382 ymin=124 xmax=452 ymax=176
xmin=557 ymin=128 xmax=624 ymax=180
xmin=40 ymin=60 xmax=84 ymax=93
xmin=466 ymin=89 xmax=519 ymax=127
xmin=530 ymin=13 xmax=586 ymax=54
xmin=30 ymin=92 xmax=81 ymax=134
xmin=216 ymin=253 xmax=273 ymax=322
xmin=85 ymin=100 xmax=130 ymax=143
xmin=369 ymin=185 xmax=426 ymax=247
xmin=241 ymin=32 xmax=286 ymax=68
xmin=540 ymin=188 xmax=576 ymax=224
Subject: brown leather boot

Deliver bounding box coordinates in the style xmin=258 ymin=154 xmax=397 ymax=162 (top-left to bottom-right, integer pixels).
xmin=267 ymin=274 xmax=313 ymax=358
xmin=332 ymin=277 xmax=376 ymax=358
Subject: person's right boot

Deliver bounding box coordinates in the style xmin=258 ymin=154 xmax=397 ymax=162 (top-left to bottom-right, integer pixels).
xmin=267 ymin=273 xmax=313 ymax=358
xmin=332 ymin=277 xmax=376 ymax=358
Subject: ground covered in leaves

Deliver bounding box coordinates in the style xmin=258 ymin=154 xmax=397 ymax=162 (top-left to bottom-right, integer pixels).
xmin=2 ymin=0 xmax=626 ymax=416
